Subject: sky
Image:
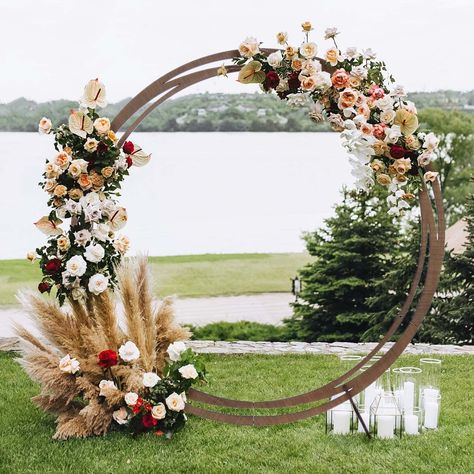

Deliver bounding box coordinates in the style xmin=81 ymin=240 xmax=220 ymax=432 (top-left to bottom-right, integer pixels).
xmin=0 ymin=0 xmax=473 ymax=103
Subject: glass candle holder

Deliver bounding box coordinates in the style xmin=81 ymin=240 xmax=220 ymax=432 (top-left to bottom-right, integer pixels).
xmin=370 ymin=392 xmax=402 ymax=439
xmin=398 ymin=367 xmax=422 ymax=415
xmin=358 ymin=365 xmax=377 ymax=415
xmin=326 ymin=397 xmax=355 ymax=435
xmin=422 ymin=392 xmax=441 ymax=430
xmin=403 ymin=407 xmax=422 ymax=435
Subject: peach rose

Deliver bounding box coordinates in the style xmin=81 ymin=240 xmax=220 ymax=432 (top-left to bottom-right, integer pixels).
xmin=376 ymin=173 xmax=391 ymax=186
xmin=93 ymin=117 xmax=111 ymax=135
xmin=107 ymin=130 xmax=118 ymax=143
xmin=55 ymin=151 xmax=71 ymax=169
xmin=373 ymin=124 xmax=386 ymax=140
xmin=291 ymin=58 xmax=303 ymax=71
xmin=45 ymin=163 xmax=61 ymax=179
xmin=53 ymin=184 xmax=68 ymax=198
xmin=238 ymin=37 xmax=259 ymax=58
xmin=113 ymin=235 xmax=130 ymax=254
xmin=373 ymin=140 xmax=388 ymax=156
xmin=78 ymin=174 xmax=92 ymax=190
xmin=44 ymin=179 xmax=57 ymax=193
xmin=393 ymin=158 xmax=412 ymax=174
xmin=285 ymin=46 xmax=297 ymax=59
xmin=356 ymin=104 xmax=371 ymax=119
xmin=348 ymin=76 xmax=361 ymax=88
xmin=325 ymin=48 xmax=340 ymax=67
xmin=402 ymin=193 xmax=416 ymax=200
xmin=300 ymin=76 xmax=317 ymax=91
xmin=395 ymin=174 xmax=408 ymax=183
xmin=84 ymin=138 xmax=99 ymax=153
xmin=338 ymin=88 xmax=358 ymax=109
xmin=405 ymin=135 xmax=421 ymax=150
xmin=68 ymin=188 xmax=83 ymax=201
xmin=57 ymin=236 xmax=70 ymax=252
xmin=360 ymin=123 xmax=374 ymax=135
xmin=370 ymin=159 xmax=385 ymax=172
xmin=301 ymin=21 xmax=313 ymax=32
xmin=299 ymin=42 xmax=317 ymax=59
xmin=424 ymin=171 xmax=439 ymax=183
xmin=101 ymin=166 xmax=114 ymax=179
xmin=38 ymin=117 xmax=52 ymax=134
xmin=90 ymin=172 xmax=105 ymax=190
xmin=331 ymin=69 xmax=350 ymax=89
xmin=276 ymin=32 xmax=287 ymax=44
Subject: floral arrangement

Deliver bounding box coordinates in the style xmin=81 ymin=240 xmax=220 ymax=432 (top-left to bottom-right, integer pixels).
xmin=224 ymin=22 xmax=440 ymax=216
xmin=16 ymin=258 xmax=205 ymax=440
xmin=30 ymin=79 xmax=151 ymax=304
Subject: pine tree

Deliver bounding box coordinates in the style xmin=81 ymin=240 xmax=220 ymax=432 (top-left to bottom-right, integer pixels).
xmin=286 ymin=188 xmax=398 ymax=342
xmin=420 ymin=186 xmax=474 ymax=344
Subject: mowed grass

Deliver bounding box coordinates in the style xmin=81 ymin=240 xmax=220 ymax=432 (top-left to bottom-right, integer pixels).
xmin=0 ymin=352 xmax=472 ymax=474
xmin=0 ymin=253 xmax=312 ymax=305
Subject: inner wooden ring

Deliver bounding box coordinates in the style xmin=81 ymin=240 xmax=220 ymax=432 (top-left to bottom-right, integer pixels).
xmin=111 ymin=50 xmax=445 ymax=425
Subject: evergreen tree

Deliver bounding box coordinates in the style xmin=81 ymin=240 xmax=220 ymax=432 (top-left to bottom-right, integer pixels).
xmin=420 ymin=186 xmax=474 ymax=344
xmin=286 ymin=188 xmax=398 ymax=342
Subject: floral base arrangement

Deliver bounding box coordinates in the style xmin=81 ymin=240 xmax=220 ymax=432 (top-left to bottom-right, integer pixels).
xmin=17 ymin=257 xmax=206 ymax=440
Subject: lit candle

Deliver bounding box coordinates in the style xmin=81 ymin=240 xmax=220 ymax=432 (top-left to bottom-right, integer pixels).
xmin=403 ymin=381 xmax=415 ymax=414
xmin=332 ymin=410 xmax=351 ymax=434
xmin=424 ymin=401 xmax=439 ymax=429
xmin=404 ymin=414 xmax=419 ymax=435
xmin=377 ymin=415 xmax=395 ymax=439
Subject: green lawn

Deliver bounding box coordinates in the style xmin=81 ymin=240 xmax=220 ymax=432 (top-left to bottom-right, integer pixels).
xmin=0 ymin=352 xmax=472 ymax=474
xmin=0 ymin=253 xmax=312 ymax=305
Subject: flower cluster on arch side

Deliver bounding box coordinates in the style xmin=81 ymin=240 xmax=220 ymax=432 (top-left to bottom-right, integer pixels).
xmin=219 ymin=22 xmax=440 ymax=217
xmin=30 ymin=80 xmax=152 ymax=304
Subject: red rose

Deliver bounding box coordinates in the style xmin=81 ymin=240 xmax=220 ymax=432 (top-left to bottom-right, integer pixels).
xmin=287 ymin=72 xmax=301 ymax=91
xmin=97 ymin=142 xmax=108 ymax=154
xmin=144 ymin=403 xmax=152 ymax=412
xmin=38 ymin=281 xmax=51 ymax=293
xmin=132 ymin=397 xmax=144 ymax=414
xmin=44 ymin=258 xmax=61 ymax=274
xmin=142 ymin=413 xmax=157 ymax=428
xmin=98 ymin=349 xmax=118 ymax=368
xmin=264 ymin=71 xmax=280 ymax=90
xmin=126 ymin=156 xmax=133 ymax=168
xmin=122 ymin=141 xmax=134 ymax=154
xmin=390 ymin=145 xmax=407 ymax=159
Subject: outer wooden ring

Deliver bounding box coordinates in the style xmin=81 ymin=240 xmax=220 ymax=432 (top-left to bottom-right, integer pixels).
xmin=112 ymin=50 xmax=445 ymax=426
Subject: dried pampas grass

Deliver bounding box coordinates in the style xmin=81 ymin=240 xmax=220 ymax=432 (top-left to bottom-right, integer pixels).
xmin=16 ymin=257 xmax=190 ymax=440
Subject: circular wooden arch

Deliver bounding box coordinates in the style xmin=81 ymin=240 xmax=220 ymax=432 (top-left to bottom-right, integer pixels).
xmin=111 ymin=50 xmax=445 ymax=426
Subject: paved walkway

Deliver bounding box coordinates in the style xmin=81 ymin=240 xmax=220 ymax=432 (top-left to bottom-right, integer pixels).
xmin=0 ymin=293 xmax=294 ymax=338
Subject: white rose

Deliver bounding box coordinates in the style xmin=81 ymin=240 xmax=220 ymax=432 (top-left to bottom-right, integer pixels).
xmin=66 ymin=255 xmax=87 ymax=277
xmin=93 ymin=223 xmax=111 ymax=242
xmin=418 ymin=151 xmax=433 ymax=166
xmin=80 ymin=191 xmax=101 ymax=207
xmin=301 ymin=59 xmax=321 ymax=75
xmin=299 ymin=42 xmax=317 ymax=59
xmin=151 ymin=403 xmax=167 ymax=420
xmin=165 ymin=392 xmax=185 ymax=412
xmin=384 ymin=125 xmax=402 ymax=144
xmin=380 ymin=109 xmax=396 ymax=124
xmin=267 ymin=51 xmax=282 ymax=68
xmin=143 ymin=372 xmax=161 ymax=388
xmin=84 ymin=243 xmax=105 ymax=263
xmin=84 ymin=138 xmax=99 ymax=153
xmin=119 ymin=341 xmax=140 ymax=362
xmin=124 ymin=392 xmax=139 ymax=406
xmin=351 ymin=65 xmax=368 ymax=80
xmin=166 ymin=341 xmax=187 ymax=362
xmin=344 ymin=47 xmax=359 ymax=59
xmin=238 ymin=37 xmax=259 ymax=58
xmin=69 ymin=159 xmax=88 ymax=178
xmin=423 ymin=132 xmax=439 ymax=151
xmin=178 ymin=364 xmax=198 ymax=380
xmin=73 ymin=229 xmax=92 ymax=247
xmin=391 ymin=84 xmax=406 ymax=98
xmin=88 ymin=273 xmax=109 ymax=295
xmin=38 ymin=117 xmax=52 ymax=134
xmin=403 ymin=100 xmax=417 ymax=114
xmin=313 ymin=72 xmax=331 ymax=91
xmin=113 ymin=407 xmax=129 ymax=425
xmin=93 ymin=117 xmax=111 ymax=135
xmin=59 ymin=354 xmax=80 ymax=374
xmin=84 ymin=206 xmax=102 ymax=223
xmin=65 ymin=199 xmax=82 ymax=215
xmin=363 ymin=48 xmax=376 ymax=60
xmin=375 ymin=96 xmax=394 ymax=111
xmin=99 ymin=379 xmax=117 ymax=396
xmin=324 ymin=27 xmax=339 ymax=39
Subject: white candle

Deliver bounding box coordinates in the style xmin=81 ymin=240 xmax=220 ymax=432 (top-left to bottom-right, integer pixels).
xmin=377 ymin=415 xmax=395 ymax=439
xmin=423 ymin=388 xmax=440 ymax=407
xmin=404 ymin=414 xmax=419 ymax=435
xmin=364 ymin=382 xmax=376 ymax=413
xmin=403 ymin=381 xmax=415 ymax=414
xmin=332 ymin=410 xmax=351 ymax=434
xmin=424 ymin=401 xmax=439 ymax=429
xmin=357 ymin=412 xmax=370 ymax=433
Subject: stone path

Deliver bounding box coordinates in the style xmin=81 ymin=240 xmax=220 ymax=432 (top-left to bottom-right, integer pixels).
xmin=0 ymin=292 xmax=294 ymax=338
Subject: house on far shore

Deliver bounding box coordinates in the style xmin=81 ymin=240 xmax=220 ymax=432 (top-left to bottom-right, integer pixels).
xmin=445 ymin=219 xmax=468 ymax=254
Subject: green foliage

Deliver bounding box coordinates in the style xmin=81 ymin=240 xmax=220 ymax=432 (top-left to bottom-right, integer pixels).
xmin=286 ymin=188 xmax=398 ymax=342
xmin=1 ymin=351 xmax=473 ymax=473
xmin=190 ymin=321 xmax=290 ymax=342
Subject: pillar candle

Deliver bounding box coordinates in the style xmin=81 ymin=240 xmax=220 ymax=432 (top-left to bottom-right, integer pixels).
xmin=423 ymin=388 xmax=440 ymax=407
xmin=332 ymin=410 xmax=351 ymax=434
xmin=404 ymin=414 xmax=419 ymax=435
xmin=394 ymin=389 xmax=404 ymax=412
xmin=403 ymin=381 xmax=415 ymax=414
xmin=377 ymin=415 xmax=395 ymax=439
xmin=364 ymin=382 xmax=376 ymax=414
xmin=424 ymin=401 xmax=439 ymax=429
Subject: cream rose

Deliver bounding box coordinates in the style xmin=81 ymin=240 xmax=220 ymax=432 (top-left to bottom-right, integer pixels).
xmin=143 ymin=372 xmax=161 ymax=388
xmin=338 ymin=88 xmax=358 ymax=109
xmin=68 ymin=159 xmax=88 ymax=179
xmin=84 ymin=138 xmax=99 ymax=153
xmin=119 ymin=341 xmax=140 ymax=362
xmin=73 ymin=229 xmax=92 ymax=246
xmin=276 ymin=32 xmax=287 ymax=45
xmin=299 ymin=42 xmax=317 ymax=59
xmin=57 ymin=236 xmax=71 ymax=252
xmin=88 ymin=273 xmax=109 ymax=295
xmin=101 ymin=166 xmax=114 ymax=179
xmin=167 ymin=341 xmax=186 ymax=362
xmin=84 ymin=243 xmax=105 ymax=263
xmin=165 ymin=392 xmax=185 ymax=412
xmin=124 ymin=392 xmax=139 ymax=406
xmin=405 ymin=135 xmax=421 ymax=151
xmin=66 ymin=255 xmax=87 ymax=277
xmin=44 ymin=179 xmax=57 ymax=193
xmin=151 ymin=403 xmax=167 ymax=420
xmin=393 ymin=158 xmax=412 ymax=175
xmin=59 ymin=354 xmax=80 ymax=374
xmin=26 ymin=251 xmax=37 ymax=262
xmin=113 ymin=407 xmax=128 ymax=425
xmin=267 ymin=51 xmax=282 ymax=68
xmin=99 ymin=379 xmax=117 ymax=396
xmin=300 ymin=75 xmax=317 ymax=92
xmin=178 ymin=364 xmax=199 ymax=380
xmin=424 ymin=171 xmax=439 ymax=183
xmin=113 ymin=235 xmax=130 ymax=254
xmin=376 ymin=173 xmax=391 ymax=186
xmin=285 ymin=46 xmax=297 ymax=59
xmin=238 ymin=37 xmax=259 ymax=58
xmin=370 ymin=159 xmax=385 ymax=172
xmin=423 ymin=132 xmax=439 ymax=151
xmin=45 ymin=163 xmax=61 ymax=179
xmin=38 ymin=117 xmax=52 ymax=134
xmin=380 ymin=109 xmax=396 ymax=124
xmin=325 ymin=47 xmax=340 ymax=66
xmin=53 ymin=184 xmax=68 ymax=198
xmin=93 ymin=117 xmax=111 ymax=135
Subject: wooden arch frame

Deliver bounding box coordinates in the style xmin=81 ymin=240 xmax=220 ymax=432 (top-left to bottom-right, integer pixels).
xmin=111 ymin=50 xmax=445 ymax=426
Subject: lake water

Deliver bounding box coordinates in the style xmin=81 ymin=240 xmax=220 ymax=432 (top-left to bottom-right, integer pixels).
xmin=0 ymin=132 xmax=354 ymax=259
